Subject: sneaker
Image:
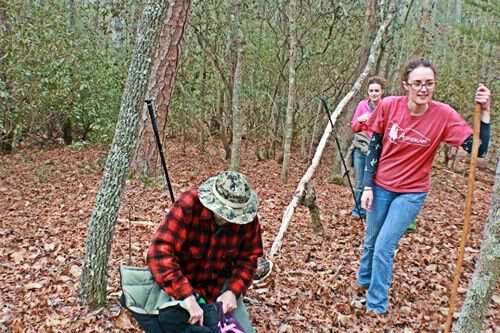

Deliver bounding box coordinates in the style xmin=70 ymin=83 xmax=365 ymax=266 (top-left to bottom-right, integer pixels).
xmin=253 ymin=257 xmax=273 ymax=282
xmin=351 ymin=296 xmax=366 ymax=309
xmin=350 ymin=284 xmax=368 ymax=309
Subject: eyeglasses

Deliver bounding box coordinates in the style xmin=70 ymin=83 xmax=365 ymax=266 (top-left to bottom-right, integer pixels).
xmin=407 ymin=80 xmax=436 ymax=90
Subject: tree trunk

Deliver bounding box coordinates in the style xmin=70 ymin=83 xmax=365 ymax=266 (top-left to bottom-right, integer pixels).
xmin=453 ymin=155 xmax=500 ymax=333
xmin=62 ymin=117 xmax=73 ymax=145
xmin=269 ymin=11 xmax=394 ymax=259
xmin=110 ymin=1 xmax=126 ymax=49
xmin=0 ymin=1 xmax=13 ymax=152
xmin=132 ymin=0 xmax=191 ymax=177
xmin=330 ymin=0 xmax=378 ymax=184
xmin=280 ymin=0 xmax=297 ymax=184
xmin=80 ymin=0 xmax=169 ymax=309
xmin=413 ymin=0 xmax=436 ymax=57
xmin=300 ymin=184 xmax=323 ymax=235
xmin=328 ymin=107 xmax=352 ymax=185
xmin=356 ymin=0 xmax=377 ymax=75
xmin=61 ymin=0 xmax=76 ymax=146
xmin=308 ymin=100 xmax=323 ymax=161
xmin=230 ymin=0 xmax=243 ymax=171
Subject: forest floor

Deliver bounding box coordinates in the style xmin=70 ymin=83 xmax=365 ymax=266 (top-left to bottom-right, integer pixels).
xmin=1 ymin=138 xmax=499 ymax=333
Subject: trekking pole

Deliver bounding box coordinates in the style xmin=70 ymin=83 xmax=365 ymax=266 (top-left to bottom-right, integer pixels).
xmin=145 ymin=99 xmax=175 ymax=203
xmin=319 ymin=97 xmax=365 ymax=224
xmin=444 ymin=103 xmax=482 ymax=333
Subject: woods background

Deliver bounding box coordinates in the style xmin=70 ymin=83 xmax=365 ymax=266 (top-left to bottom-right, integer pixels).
xmin=1 ymin=0 xmax=498 ymax=166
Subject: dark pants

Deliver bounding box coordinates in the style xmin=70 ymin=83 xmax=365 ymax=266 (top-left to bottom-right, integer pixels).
xmin=132 ymin=304 xmax=218 ymax=333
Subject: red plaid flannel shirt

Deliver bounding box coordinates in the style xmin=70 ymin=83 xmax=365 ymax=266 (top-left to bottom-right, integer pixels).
xmin=147 ymin=188 xmax=263 ymax=302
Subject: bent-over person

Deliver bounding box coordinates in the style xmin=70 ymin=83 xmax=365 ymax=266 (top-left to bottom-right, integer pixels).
xmin=145 ymin=171 xmax=263 ymax=333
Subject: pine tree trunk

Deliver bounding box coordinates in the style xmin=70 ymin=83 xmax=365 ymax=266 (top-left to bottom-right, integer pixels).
xmin=280 ymin=0 xmax=297 ymax=184
xmin=453 ymin=156 xmax=500 ymax=333
xmin=230 ymin=0 xmax=243 ymax=171
xmin=132 ymin=0 xmax=191 ymax=177
xmin=80 ymin=1 xmax=169 ymax=309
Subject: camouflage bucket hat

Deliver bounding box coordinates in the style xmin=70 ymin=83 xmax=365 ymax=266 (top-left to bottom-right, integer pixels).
xmin=198 ymin=171 xmax=258 ymax=225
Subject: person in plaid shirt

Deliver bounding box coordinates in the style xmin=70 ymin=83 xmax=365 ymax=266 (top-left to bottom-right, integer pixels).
xmin=147 ymin=171 xmax=263 ymax=333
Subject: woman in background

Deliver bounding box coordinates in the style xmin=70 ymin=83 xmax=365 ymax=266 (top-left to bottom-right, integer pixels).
xmin=350 ymin=76 xmax=386 ymax=219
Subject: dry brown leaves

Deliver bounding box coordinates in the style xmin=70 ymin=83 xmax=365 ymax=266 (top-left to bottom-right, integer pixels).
xmin=0 ymin=139 xmax=498 ymax=332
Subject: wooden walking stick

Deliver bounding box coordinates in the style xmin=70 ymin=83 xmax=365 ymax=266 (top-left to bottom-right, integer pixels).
xmin=444 ymin=103 xmax=482 ymax=333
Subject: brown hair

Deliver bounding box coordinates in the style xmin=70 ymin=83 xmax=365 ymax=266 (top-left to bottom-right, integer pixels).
xmin=367 ymin=76 xmax=386 ymax=90
xmin=402 ymin=58 xmax=436 ymax=82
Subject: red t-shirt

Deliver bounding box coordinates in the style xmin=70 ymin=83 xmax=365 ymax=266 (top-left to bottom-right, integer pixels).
xmin=367 ymin=96 xmax=472 ymax=192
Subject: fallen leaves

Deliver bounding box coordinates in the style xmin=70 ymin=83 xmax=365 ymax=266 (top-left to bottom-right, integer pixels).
xmin=69 ymin=265 xmax=82 ymax=278
xmin=114 ymin=312 xmax=135 ymax=330
xmin=25 ymin=282 xmax=44 ymax=290
xmin=0 ymin=141 xmax=498 ymax=332
xmin=10 ymin=249 xmax=25 ymax=265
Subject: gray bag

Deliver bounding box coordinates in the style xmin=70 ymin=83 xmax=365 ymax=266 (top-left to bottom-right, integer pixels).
xmin=119 ymin=264 xmax=182 ymax=315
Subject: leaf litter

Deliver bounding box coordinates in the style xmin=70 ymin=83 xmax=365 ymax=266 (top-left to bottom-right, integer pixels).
xmin=0 ymin=139 xmax=498 ymax=332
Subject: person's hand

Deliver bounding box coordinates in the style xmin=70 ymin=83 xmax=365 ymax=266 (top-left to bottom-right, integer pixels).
xmin=357 ymin=113 xmax=370 ymax=123
xmin=475 ymin=84 xmax=491 ymax=123
xmin=475 ymin=84 xmax=491 ymax=111
xmin=216 ymin=290 xmax=237 ymax=314
xmin=361 ymin=188 xmax=373 ymax=210
xmin=183 ymin=295 xmax=204 ymax=326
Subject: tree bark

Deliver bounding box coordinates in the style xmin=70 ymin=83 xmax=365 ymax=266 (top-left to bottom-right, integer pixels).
xmin=230 ymin=0 xmax=243 ymax=171
xmin=453 ymin=155 xmax=500 ymax=333
xmin=356 ymin=0 xmax=377 ymax=76
xmin=110 ymin=0 xmax=126 ymax=49
xmin=80 ymin=1 xmax=169 ymax=308
xmin=269 ymin=11 xmax=394 ymax=259
xmin=413 ymin=0 xmax=436 ymax=57
xmin=280 ymin=0 xmax=297 ymax=184
xmin=132 ymin=0 xmax=191 ymax=177
xmin=300 ymin=184 xmax=323 ymax=235
xmin=308 ymin=100 xmax=323 ymax=161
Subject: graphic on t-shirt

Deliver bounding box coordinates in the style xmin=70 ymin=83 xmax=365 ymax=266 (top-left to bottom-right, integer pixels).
xmin=388 ymin=122 xmax=431 ymax=146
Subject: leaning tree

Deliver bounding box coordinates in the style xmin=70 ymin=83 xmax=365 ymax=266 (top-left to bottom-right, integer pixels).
xmin=80 ymin=1 xmax=171 ymax=308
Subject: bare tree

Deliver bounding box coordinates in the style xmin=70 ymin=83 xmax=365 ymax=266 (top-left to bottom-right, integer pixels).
xmin=357 ymin=0 xmax=378 ymax=75
xmin=80 ymin=1 xmax=170 ymax=308
xmin=110 ymin=0 xmax=126 ymax=49
xmin=230 ymin=0 xmax=243 ymax=171
xmin=413 ymin=0 xmax=437 ymax=57
xmin=280 ymin=0 xmax=297 ymax=183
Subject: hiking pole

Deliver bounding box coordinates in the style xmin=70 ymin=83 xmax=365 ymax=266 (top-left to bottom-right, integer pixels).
xmin=444 ymin=103 xmax=482 ymax=333
xmin=145 ymin=99 xmax=175 ymax=203
xmin=319 ymin=97 xmax=365 ymax=224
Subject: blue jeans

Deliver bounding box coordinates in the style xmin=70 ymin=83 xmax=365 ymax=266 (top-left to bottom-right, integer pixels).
xmin=357 ymin=185 xmax=427 ymax=314
xmin=352 ymin=148 xmax=367 ymax=218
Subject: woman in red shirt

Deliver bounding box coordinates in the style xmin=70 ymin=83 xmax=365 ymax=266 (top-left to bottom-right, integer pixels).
xmin=356 ymin=58 xmax=491 ymax=314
